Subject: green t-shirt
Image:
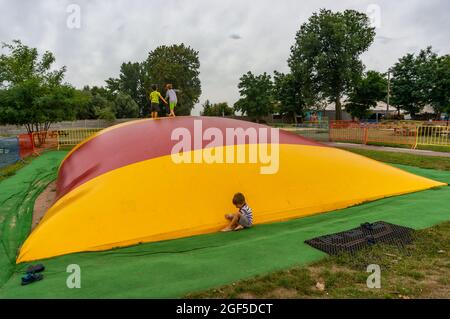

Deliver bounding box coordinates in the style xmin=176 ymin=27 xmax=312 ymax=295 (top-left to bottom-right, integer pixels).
xmin=149 ymin=91 xmax=162 ymax=104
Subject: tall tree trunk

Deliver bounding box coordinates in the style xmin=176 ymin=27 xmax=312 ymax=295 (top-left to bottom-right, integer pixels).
xmin=335 ymin=96 xmax=342 ymax=121
xmin=289 ymin=111 xmax=295 ymax=124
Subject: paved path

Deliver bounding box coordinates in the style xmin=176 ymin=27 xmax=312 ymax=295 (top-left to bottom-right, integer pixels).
xmin=326 ymin=142 xmax=450 ymax=158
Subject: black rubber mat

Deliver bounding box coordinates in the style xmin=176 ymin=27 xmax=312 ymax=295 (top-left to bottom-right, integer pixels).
xmin=305 ymin=221 xmax=414 ymax=255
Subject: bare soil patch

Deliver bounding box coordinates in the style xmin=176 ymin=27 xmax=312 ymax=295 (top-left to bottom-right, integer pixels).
xmin=32 ymin=181 xmax=57 ymax=230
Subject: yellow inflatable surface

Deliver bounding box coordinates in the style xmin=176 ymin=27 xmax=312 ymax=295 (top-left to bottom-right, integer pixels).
xmin=17 ymin=118 xmax=446 ymax=263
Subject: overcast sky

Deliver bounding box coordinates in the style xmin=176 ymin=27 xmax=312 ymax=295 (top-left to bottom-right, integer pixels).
xmin=1 ymin=0 xmax=449 ymax=115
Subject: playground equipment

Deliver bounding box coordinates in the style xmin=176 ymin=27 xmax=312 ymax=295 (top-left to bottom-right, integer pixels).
xmin=17 ymin=117 xmax=446 ymax=263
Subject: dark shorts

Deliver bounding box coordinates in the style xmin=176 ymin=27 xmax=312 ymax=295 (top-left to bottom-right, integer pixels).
xmin=151 ymin=103 xmax=160 ymax=113
xmin=238 ymin=214 xmax=252 ymax=228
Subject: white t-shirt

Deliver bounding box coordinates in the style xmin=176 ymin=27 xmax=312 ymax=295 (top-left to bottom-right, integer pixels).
xmin=166 ymin=89 xmax=178 ymax=103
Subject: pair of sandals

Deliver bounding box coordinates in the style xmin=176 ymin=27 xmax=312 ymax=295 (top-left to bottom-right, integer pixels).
xmin=21 ymin=264 xmax=45 ymax=286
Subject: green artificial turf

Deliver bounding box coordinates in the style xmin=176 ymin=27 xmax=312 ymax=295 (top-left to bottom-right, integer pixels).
xmin=0 ymin=151 xmax=68 ymax=287
xmin=0 ymin=152 xmax=449 ymax=298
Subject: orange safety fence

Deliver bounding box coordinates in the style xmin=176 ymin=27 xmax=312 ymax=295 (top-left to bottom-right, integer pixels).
xmin=18 ymin=134 xmax=36 ymax=158
xmin=329 ymin=122 xmax=418 ymax=148
xmin=17 ymin=131 xmax=59 ymax=159
xmin=329 ymin=121 xmax=366 ymax=144
xmin=329 ymin=121 xmax=362 ymax=128
xmin=32 ymin=131 xmax=59 ymax=154
xmin=366 ymin=124 xmax=417 ymax=147
xmin=16 ymin=129 xmax=102 ymax=160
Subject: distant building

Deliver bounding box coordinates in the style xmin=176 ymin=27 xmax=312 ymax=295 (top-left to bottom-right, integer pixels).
xmin=305 ymin=101 xmax=441 ymax=122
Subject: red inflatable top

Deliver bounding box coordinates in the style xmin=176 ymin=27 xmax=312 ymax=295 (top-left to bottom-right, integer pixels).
xmin=57 ymin=117 xmax=323 ymax=200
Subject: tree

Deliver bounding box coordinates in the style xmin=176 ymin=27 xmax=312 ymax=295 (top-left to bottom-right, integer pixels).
xmin=346 ymin=71 xmax=387 ymax=120
xmin=0 ymin=79 xmax=81 ymax=133
xmin=234 ymin=72 xmax=274 ymax=122
xmin=391 ymin=47 xmax=437 ymax=118
xmin=89 ymin=85 xmax=115 ymax=101
xmin=273 ymin=71 xmax=307 ymax=123
xmin=0 ymin=40 xmax=65 ymax=88
xmin=201 ymin=101 xmax=234 ymax=117
xmin=90 ymin=94 xmax=115 ymax=121
xmin=113 ymin=93 xmax=139 ymax=119
xmin=430 ymin=55 xmax=450 ymax=118
xmin=289 ymin=9 xmax=376 ymax=120
xmin=107 ymin=44 xmax=201 ymax=117
xmin=95 ymin=106 xmax=116 ymax=121
xmin=75 ymin=86 xmax=107 ymax=120
xmin=201 ymin=100 xmax=212 ymax=116
xmin=0 ymin=40 xmax=79 ymax=133
xmin=142 ymin=44 xmax=201 ymax=116
xmin=106 ymin=62 xmax=147 ymax=116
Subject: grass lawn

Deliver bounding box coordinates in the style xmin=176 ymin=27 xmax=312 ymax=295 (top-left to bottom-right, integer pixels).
xmin=187 ymin=222 xmax=450 ymax=299
xmin=332 ymin=140 xmax=450 ymax=153
xmin=186 ymin=148 xmax=450 ymax=299
xmin=0 ymin=147 xmax=74 ymax=182
xmin=0 ymin=157 xmax=35 ymax=182
xmin=339 ymin=148 xmax=450 ymax=171
xmin=366 ymin=142 xmax=450 ymax=153
xmin=417 ymin=145 xmax=450 ymax=153
xmin=0 ymin=151 xmax=68 ymax=287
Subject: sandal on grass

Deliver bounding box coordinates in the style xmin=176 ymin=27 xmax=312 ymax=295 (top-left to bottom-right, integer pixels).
xmin=26 ymin=264 xmax=45 ymax=274
xmin=21 ymin=273 xmax=43 ymax=286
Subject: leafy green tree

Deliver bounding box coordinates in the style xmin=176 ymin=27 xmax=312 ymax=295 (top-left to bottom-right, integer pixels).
xmin=391 ymin=47 xmax=437 ymax=118
xmin=107 ymin=44 xmax=201 ymax=117
xmin=95 ymin=106 xmax=116 ymax=121
xmin=346 ymin=71 xmax=387 ymax=120
xmin=90 ymin=85 xmax=115 ymax=101
xmin=201 ymin=100 xmax=212 ymax=115
xmin=142 ymin=44 xmax=201 ymax=116
xmin=234 ymin=72 xmax=274 ymax=122
xmin=273 ymin=71 xmax=308 ymax=123
xmin=75 ymin=86 xmax=109 ymax=120
xmin=0 ymin=79 xmax=81 ymax=133
xmin=201 ymin=100 xmax=234 ymax=117
xmin=75 ymin=87 xmax=116 ymax=120
xmin=0 ymin=40 xmax=79 ymax=133
xmin=106 ymin=62 xmax=147 ymax=115
xmin=89 ymin=94 xmax=115 ymax=120
xmin=430 ymin=55 xmax=450 ymax=118
xmin=113 ymin=93 xmax=139 ymax=119
xmin=0 ymin=40 xmax=65 ymax=88
xmin=289 ymin=9 xmax=376 ymax=120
